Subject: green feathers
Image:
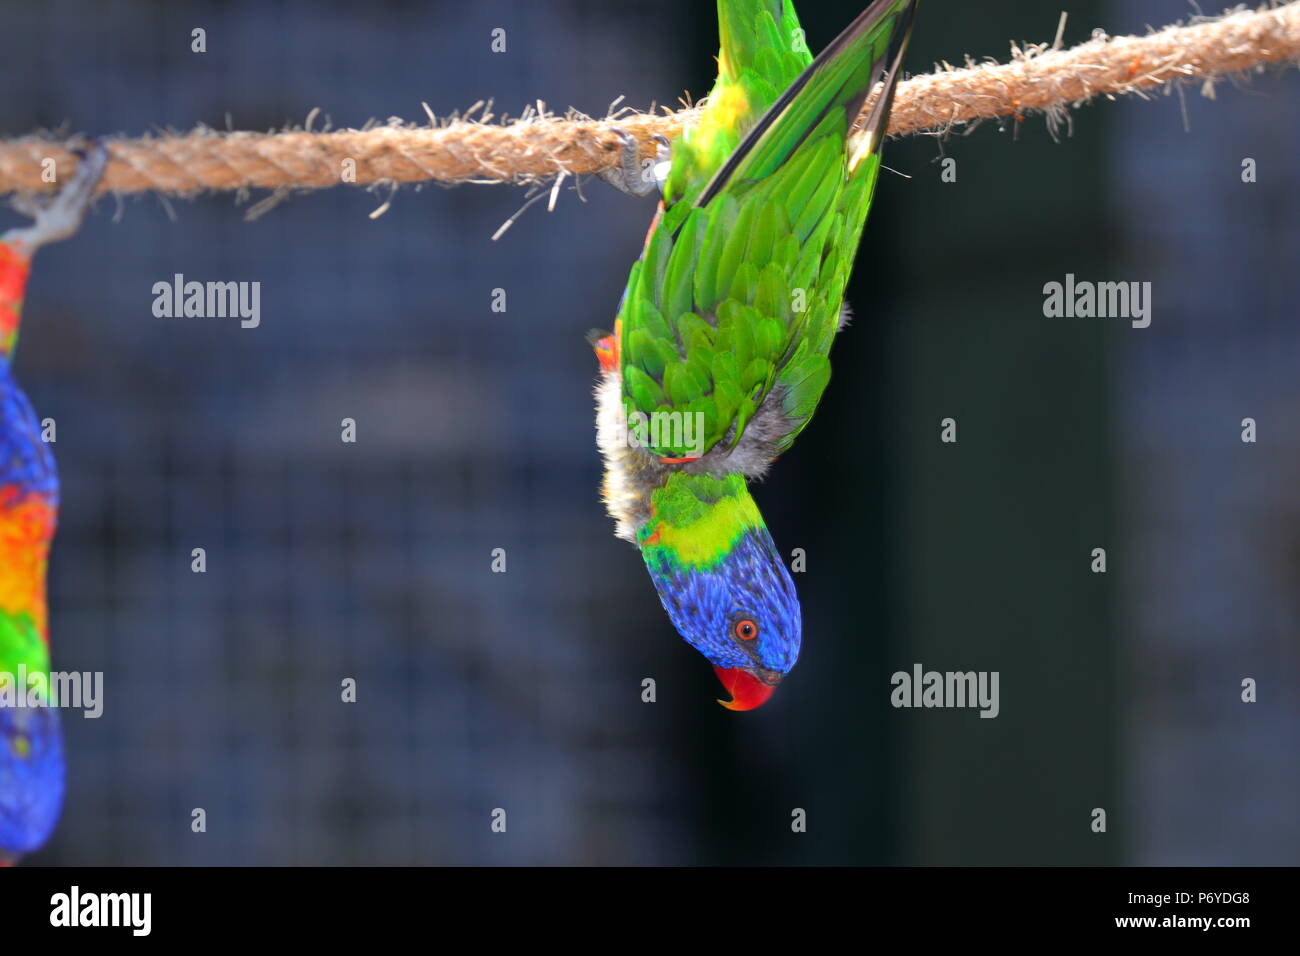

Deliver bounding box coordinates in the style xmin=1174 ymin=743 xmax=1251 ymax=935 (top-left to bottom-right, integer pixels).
xmin=618 ymin=0 xmax=917 ymax=460
xmin=663 ymin=0 xmax=810 ymax=209
xmin=0 ymin=612 xmax=54 ymax=705
xmin=638 ymin=473 xmax=765 ymax=571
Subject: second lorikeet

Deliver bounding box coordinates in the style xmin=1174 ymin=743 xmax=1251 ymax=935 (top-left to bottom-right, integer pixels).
xmin=593 ymin=0 xmax=917 ymax=709
xmin=0 ymin=145 xmax=105 ymax=863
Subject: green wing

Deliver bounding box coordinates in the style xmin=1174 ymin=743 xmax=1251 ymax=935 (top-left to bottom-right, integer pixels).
xmin=619 ymin=0 xmax=917 ymax=459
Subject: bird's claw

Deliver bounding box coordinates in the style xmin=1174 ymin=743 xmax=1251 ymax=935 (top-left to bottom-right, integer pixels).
xmin=598 ymin=127 xmax=671 ymax=198
xmin=5 ymin=141 xmax=108 ymax=253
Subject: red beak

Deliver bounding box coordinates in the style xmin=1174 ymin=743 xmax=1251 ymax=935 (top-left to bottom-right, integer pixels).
xmin=713 ymin=665 xmax=780 ymax=711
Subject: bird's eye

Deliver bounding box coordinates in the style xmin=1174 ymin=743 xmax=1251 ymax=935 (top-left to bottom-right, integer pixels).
xmin=734 ymin=619 xmax=758 ymax=641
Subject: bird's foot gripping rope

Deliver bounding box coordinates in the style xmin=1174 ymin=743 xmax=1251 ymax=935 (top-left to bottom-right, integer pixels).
xmin=598 ymin=129 xmax=672 ymax=198
xmin=3 ymin=143 xmax=108 ymax=257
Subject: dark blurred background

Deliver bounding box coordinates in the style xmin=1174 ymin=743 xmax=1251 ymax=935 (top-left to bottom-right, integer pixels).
xmin=1 ymin=0 xmax=1294 ymax=864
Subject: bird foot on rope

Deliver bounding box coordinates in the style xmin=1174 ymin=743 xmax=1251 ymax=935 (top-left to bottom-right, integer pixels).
xmin=598 ymin=128 xmax=671 ymax=198
xmin=4 ymin=142 xmax=107 ymax=254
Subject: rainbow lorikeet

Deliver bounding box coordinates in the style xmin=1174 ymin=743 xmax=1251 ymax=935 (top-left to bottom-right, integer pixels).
xmin=593 ymin=0 xmax=916 ymax=709
xmin=0 ymin=145 xmax=105 ymax=863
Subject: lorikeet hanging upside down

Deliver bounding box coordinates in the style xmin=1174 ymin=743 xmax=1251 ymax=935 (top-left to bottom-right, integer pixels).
xmin=593 ymin=0 xmax=917 ymax=709
xmin=0 ymin=144 xmax=106 ymax=864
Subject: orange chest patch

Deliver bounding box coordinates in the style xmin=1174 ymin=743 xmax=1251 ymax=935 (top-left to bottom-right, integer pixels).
xmin=0 ymin=487 xmax=56 ymax=640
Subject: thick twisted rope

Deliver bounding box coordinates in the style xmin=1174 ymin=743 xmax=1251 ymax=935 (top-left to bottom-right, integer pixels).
xmin=0 ymin=3 xmax=1296 ymax=196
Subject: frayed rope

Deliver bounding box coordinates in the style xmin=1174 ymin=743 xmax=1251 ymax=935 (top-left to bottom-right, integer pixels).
xmin=0 ymin=3 xmax=1295 ymax=198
